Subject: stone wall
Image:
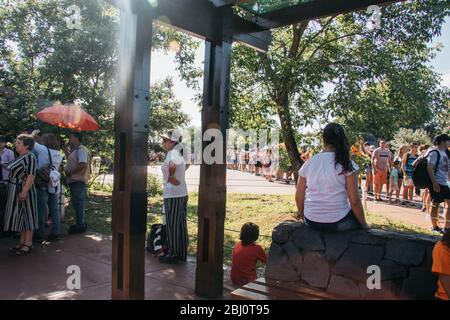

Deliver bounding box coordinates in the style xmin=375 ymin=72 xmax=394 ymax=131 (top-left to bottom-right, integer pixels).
xmin=265 ymin=221 xmax=441 ymax=300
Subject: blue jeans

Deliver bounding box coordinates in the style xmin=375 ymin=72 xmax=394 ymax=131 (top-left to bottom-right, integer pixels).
xmin=305 ymin=210 xmax=361 ymax=233
xmin=36 ymin=187 xmax=61 ymax=236
xmin=69 ymin=181 xmax=87 ymax=228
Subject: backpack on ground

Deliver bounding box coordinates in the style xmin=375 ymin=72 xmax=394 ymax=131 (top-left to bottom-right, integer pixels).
xmin=146 ymin=224 xmax=167 ymax=255
xmin=411 ymin=149 xmax=440 ymax=189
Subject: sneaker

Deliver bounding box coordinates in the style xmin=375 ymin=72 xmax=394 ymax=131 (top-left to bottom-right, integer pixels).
xmin=47 ymin=233 xmax=60 ymax=242
xmin=159 ymin=255 xmax=177 ymax=264
xmin=68 ymin=225 xmax=86 ymax=235
xmin=432 ymin=226 xmax=442 ymax=233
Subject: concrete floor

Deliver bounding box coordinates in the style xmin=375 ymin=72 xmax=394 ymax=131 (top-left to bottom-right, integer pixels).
xmin=0 ymin=233 xmax=237 ymax=300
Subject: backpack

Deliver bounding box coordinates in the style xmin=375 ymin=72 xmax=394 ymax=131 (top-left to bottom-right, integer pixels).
xmin=35 ymin=147 xmax=55 ymax=188
xmin=411 ymin=149 xmax=440 ymax=189
xmin=146 ymin=224 xmax=167 ymax=255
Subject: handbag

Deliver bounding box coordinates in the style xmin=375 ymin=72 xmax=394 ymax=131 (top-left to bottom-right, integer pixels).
xmin=35 ymin=147 xmax=54 ymax=188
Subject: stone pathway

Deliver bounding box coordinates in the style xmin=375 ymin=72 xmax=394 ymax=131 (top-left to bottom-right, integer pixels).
xmin=0 ymin=233 xmax=237 ymax=300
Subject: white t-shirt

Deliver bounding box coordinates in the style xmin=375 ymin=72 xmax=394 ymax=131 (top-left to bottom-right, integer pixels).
xmin=161 ymin=149 xmax=188 ymax=199
xmin=299 ymin=152 xmax=359 ymax=223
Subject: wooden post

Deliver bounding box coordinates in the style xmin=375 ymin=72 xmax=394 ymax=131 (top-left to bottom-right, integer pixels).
xmin=112 ymin=7 xmax=153 ymax=300
xmin=195 ymin=38 xmax=232 ymax=298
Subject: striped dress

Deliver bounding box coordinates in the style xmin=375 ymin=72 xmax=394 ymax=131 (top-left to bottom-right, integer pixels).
xmin=3 ymin=152 xmax=38 ymax=232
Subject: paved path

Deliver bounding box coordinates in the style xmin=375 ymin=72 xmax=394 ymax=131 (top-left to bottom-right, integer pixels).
xmin=0 ymin=233 xmax=236 ymax=300
xmin=95 ymin=165 xmax=445 ymax=231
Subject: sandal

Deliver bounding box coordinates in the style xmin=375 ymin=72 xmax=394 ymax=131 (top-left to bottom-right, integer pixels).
xmin=15 ymin=244 xmax=33 ymax=255
xmin=9 ymin=243 xmax=25 ymax=253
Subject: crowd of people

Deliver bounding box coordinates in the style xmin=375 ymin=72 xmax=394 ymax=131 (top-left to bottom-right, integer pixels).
xmin=349 ymin=135 xmax=450 ymax=234
xmin=225 ymin=146 xmax=313 ymax=183
xmin=0 ymin=130 xmax=91 ymax=255
xmin=230 ymin=124 xmax=449 ymax=300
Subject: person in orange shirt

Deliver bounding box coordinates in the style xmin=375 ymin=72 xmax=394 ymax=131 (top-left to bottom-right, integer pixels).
xmin=432 ymin=231 xmax=450 ymax=300
xmin=231 ymin=222 xmax=267 ymax=286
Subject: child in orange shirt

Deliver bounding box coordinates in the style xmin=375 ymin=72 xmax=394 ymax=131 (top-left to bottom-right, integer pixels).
xmin=432 ymin=231 xmax=450 ymax=300
xmin=231 ymin=223 xmax=267 ymax=286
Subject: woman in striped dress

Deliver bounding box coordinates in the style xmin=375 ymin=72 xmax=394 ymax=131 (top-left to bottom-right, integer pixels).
xmin=3 ymin=135 xmax=38 ymax=255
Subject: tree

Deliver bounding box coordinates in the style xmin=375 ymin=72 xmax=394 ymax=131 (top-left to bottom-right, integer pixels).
xmin=0 ymin=0 xmax=200 ymax=161
xmin=148 ymin=77 xmax=190 ymax=145
xmin=229 ymin=0 xmax=449 ymax=180
xmin=390 ymin=128 xmax=432 ymax=152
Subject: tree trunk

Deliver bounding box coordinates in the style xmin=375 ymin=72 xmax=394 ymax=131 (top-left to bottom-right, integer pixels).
xmin=276 ymin=92 xmax=303 ymax=184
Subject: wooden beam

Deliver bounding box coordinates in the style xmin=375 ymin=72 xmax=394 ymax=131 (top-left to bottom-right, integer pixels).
xmin=195 ymin=39 xmax=231 ymax=298
xmin=111 ymin=7 xmax=152 ymax=300
xmin=108 ymin=0 xmax=271 ymax=52
xmin=254 ymin=0 xmax=403 ymax=29
xmin=153 ymin=0 xmax=270 ymax=51
xmin=210 ymin=0 xmax=252 ymax=7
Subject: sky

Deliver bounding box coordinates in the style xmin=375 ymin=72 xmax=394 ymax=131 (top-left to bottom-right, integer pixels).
xmin=151 ymin=17 xmax=450 ymax=128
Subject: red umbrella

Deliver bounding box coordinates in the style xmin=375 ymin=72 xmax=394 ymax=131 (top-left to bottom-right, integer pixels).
xmin=36 ymin=104 xmax=100 ymax=131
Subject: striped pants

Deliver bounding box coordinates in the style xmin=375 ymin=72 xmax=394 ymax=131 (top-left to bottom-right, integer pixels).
xmin=164 ymin=196 xmax=188 ymax=261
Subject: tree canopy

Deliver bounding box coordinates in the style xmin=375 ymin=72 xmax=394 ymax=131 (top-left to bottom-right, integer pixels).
xmin=229 ymin=0 xmax=450 ymax=177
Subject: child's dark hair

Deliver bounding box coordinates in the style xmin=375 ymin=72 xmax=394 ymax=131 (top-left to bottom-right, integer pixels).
xmin=322 ymin=123 xmax=353 ymax=174
xmin=240 ymin=222 xmax=259 ymax=246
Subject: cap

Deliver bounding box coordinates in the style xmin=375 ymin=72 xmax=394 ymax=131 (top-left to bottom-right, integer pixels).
xmin=160 ymin=130 xmax=182 ymax=143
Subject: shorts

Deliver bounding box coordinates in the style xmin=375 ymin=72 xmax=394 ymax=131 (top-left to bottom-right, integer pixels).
xmin=403 ymin=177 xmax=414 ymax=188
xmin=429 ymin=184 xmax=450 ymax=203
xmin=374 ymin=171 xmax=388 ymax=185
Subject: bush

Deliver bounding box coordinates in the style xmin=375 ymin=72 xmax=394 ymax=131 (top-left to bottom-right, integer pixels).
xmin=89 ymin=181 xmax=114 ymax=193
xmin=391 ymin=128 xmax=432 ymax=153
xmin=147 ymin=174 xmax=163 ymax=196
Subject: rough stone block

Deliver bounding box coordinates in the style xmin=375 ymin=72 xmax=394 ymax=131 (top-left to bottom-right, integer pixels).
xmin=379 ymin=260 xmax=407 ymax=280
xmin=351 ymin=230 xmax=382 ymax=245
xmin=328 ymin=276 xmax=360 ymax=299
xmin=272 ymin=220 xmax=304 ymax=244
xmin=385 ymin=240 xmax=425 ymax=266
xmin=282 ymin=241 xmax=303 ymax=275
xmin=324 ymin=232 xmax=351 ymax=262
xmin=265 ymin=243 xmax=299 ymax=281
xmin=424 ymin=246 xmax=434 ymax=270
xmin=301 ymin=252 xmax=329 ymax=288
xmin=334 ymin=244 xmax=384 ymax=281
xmin=401 ymin=267 xmax=438 ymax=300
xmin=292 ymin=226 xmax=325 ymax=251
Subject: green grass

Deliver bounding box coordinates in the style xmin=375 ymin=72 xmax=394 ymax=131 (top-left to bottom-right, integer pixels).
xmin=63 ymin=189 xmax=434 ymax=265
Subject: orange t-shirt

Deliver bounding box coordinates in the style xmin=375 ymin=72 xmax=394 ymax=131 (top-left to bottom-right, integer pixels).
xmin=231 ymin=242 xmax=267 ymax=286
xmin=432 ymin=241 xmax=450 ymax=300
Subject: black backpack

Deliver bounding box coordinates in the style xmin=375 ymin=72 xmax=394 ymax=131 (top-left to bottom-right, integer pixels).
xmin=146 ymin=224 xmax=167 ymax=255
xmin=35 ymin=147 xmax=55 ymax=188
xmin=411 ymin=149 xmax=440 ymax=189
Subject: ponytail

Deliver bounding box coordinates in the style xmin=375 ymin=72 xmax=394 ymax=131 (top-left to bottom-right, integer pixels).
xmin=322 ymin=123 xmax=354 ymax=175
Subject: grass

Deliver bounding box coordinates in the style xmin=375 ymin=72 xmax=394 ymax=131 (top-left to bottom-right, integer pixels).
xmin=62 ymin=187 xmax=435 ymax=265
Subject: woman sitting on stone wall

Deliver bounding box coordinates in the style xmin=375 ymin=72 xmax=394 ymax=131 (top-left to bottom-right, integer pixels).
xmin=295 ymin=123 xmax=369 ymax=233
